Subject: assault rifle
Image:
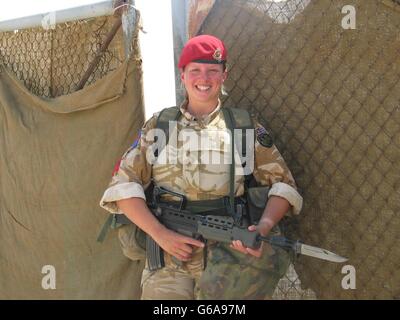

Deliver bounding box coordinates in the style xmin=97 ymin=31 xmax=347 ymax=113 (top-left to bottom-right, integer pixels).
xmin=146 ymin=186 xmax=348 ymax=271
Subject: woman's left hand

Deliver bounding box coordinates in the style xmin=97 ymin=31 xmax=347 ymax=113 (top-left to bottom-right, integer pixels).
xmin=230 ymin=225 xmax=263 ymax=258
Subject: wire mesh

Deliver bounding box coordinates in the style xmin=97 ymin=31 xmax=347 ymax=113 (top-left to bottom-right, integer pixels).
xmin=0 ymin=15 xmax=127 ymax=98
xmin=197 ymin=0 xmax=400 ymax=299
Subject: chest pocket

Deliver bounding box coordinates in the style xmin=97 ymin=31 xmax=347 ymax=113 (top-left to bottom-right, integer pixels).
xmin=185 ymin=129 xmax=231 ymax=166
xmin=179 ymin=129 xmax=245 ymax=197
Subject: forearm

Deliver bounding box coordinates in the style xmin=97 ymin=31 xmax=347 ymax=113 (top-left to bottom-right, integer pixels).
xmin=258 ymin=195 xmax=290 ymax=236
xmin=116 ymin=197 xmax=204 ymax=261
xmin=116 ymin=197 xmax=164 ymax=239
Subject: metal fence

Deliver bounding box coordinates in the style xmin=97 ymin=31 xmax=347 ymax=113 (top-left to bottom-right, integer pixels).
xmin=0 ymin=13 xmax=130 ymax=98
xmin=196 ymin=0 xmax=400 ymax=299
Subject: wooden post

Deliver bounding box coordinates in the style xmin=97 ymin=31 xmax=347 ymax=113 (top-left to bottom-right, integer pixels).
xmin=76 ymin=0 xmax=127 ymax=91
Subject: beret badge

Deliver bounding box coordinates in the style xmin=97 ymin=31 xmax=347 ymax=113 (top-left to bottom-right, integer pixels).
xmin=213 ymin=48 xmax=223 ymax=62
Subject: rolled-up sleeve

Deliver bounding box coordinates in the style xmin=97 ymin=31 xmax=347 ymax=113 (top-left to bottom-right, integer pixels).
xmin=100 ymin=182 xmax=146 ymax=213
xmin=99 ymin=115 xmax=158 ymax=214
xmin=252 ymin=121 xmax=303 ymax=216
xmin=268 ymin=182 xmax=302 ymax=215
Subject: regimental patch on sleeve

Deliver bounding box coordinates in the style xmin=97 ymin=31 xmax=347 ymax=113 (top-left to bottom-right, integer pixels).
xmin=256 ymin=126 xmax=273 ymax=148
xmin=112 ymin=130 xmax=142 ymax=177
xmin=112 ymin=158 xmax=122 ymax=177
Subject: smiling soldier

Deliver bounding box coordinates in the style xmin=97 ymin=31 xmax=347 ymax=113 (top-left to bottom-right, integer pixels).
xmin=100 ymin=35 xmax=303 ymax=299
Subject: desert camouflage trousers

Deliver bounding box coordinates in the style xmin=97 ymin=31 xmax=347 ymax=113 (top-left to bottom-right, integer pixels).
xmin=140 ymin=240 xmax=291 ymax=300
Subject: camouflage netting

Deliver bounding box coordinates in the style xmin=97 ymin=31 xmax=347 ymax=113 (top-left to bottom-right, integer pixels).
xmin=197 ymin=0 xmax=400 ymax=299
xmin=0 ymin=11 xmax=145 ymax=299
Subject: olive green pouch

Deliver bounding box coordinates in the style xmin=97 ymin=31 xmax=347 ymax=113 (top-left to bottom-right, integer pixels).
xmin=114 ymin=184 xmax=153 ymax=261
xmin=246 ymin=186 xmax=270 ymax=225
xmin=117 ymin=222 xmax=146 ymax=261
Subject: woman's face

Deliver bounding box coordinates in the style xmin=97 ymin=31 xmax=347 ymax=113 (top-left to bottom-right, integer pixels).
xmin=181 ymin=62 xmax=227 ymax=107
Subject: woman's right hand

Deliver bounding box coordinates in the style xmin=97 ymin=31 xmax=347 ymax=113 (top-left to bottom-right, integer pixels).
xmin=116 ymin=197 xmax=204 ymax=261
xmin=153 ymin=226 xmax=205 ymax=261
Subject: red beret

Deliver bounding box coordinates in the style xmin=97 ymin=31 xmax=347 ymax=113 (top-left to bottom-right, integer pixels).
xmin=178 ymin=35 xmax=227 ymax=69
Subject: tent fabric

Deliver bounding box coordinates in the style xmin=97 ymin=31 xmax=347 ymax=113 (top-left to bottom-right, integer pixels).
xmin=0 ymin=56 xmax=145 ymax=299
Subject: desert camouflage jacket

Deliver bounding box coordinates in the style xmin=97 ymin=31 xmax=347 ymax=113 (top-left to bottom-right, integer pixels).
xmin=100 ymin=100 xmax=302 ymax=215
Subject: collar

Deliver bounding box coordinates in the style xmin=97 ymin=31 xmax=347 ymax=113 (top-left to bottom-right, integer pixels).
xmin=179 ymin=99 xmax=222 ymax=126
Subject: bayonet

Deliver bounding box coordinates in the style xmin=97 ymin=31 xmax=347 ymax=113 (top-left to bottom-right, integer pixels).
xmin=259 ymin=235 xmax=348 ymax=263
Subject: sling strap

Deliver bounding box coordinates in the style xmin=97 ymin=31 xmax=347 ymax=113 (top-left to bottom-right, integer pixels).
xmin=221 ymin=107 xmax=236 ymax=221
